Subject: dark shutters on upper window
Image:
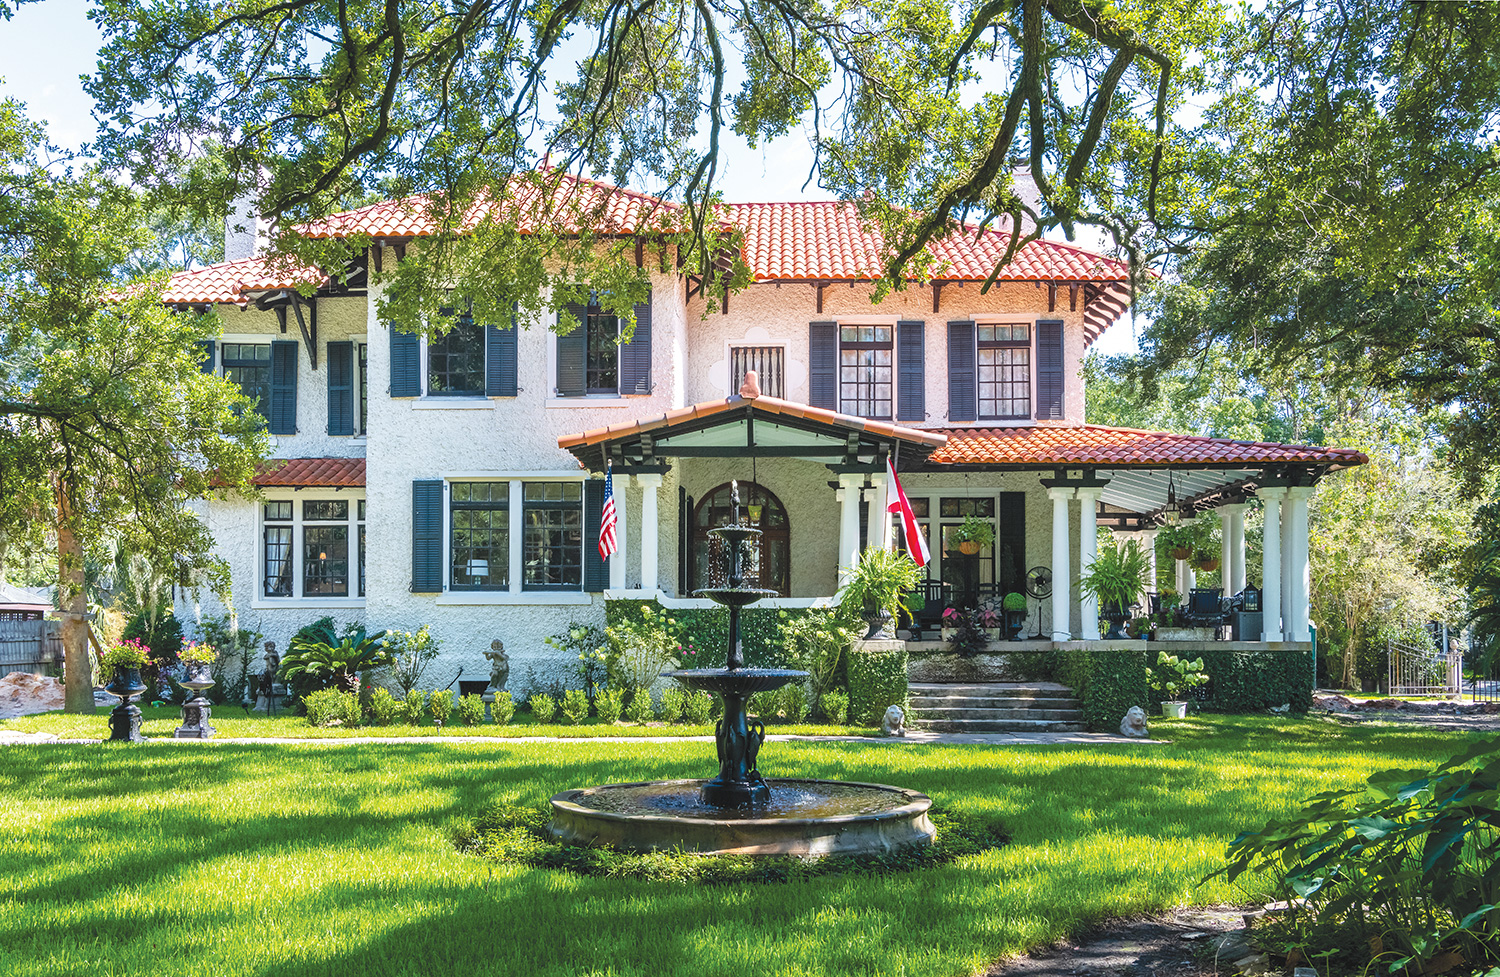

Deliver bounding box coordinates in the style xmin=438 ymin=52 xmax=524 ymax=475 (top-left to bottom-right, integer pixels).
xmin=390 ymin=325 xmax=420 ymax=397
xmin=198 ymin=340 xmax=216 ymax=373
xmin=269 ymin=340 xmax=298 ymax=435
xmin=808 ymin=321 xmax=837 ymax=410
xmin=327 ymin=341 xmax=354 ymax=435
xmin=582 ymin=478 xmax=609 ymax=592
xmin=619 ymin=295 xmax=653 ymax=394
xmin=411 ymin=480 xmax=444 ymax=592
xmin=486 ymin=318 xmax=518 ymax=397
xmin=946 ymin=321 xmax=977 ymax=423
xmin=556 ymin=302 xmax=588 ymax=397
xmin=896 ymin=320 xmax=925 ymax=422
xmin=1036 ymin=319 xmax=1064 ymax=419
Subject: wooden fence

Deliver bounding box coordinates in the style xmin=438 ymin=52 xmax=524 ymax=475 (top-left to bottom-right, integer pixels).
xmin=0 ymin=617 xmax=63 ymax=676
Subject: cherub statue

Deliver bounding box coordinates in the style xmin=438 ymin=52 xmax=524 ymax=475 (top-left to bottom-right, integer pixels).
xmin=483 ymin=640 xmax=510 ymax=693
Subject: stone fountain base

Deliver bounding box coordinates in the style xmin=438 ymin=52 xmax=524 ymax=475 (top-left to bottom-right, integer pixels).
xmin=548 ymin=778 xmax=935 ymax=857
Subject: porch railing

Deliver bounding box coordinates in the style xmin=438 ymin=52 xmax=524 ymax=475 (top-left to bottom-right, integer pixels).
xmin=1388 ymin=639 xmax=1463 ymax=696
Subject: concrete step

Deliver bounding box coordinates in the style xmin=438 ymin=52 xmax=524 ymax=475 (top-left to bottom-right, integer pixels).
xmin=908 ymin=682 xmax=1075 ymax=698
xmin=909 ymin=706 xmax=1083 ymax=722
xmin=916 ymin=718 xmax=1088 ymax=733
xmin=908 ymin=694 xmax=1082 ymax=710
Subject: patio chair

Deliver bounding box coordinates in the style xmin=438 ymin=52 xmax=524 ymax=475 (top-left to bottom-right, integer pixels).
xmin=1185 ymin=587 xmax=1227 ymax=630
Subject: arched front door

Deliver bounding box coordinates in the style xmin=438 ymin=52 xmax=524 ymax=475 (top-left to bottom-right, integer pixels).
xmin=692 ymin=482 xmax=791 ymax=596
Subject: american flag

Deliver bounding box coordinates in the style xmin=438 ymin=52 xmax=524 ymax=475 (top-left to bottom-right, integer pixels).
xmin=598 ymin=463 xmax=618 ymax=562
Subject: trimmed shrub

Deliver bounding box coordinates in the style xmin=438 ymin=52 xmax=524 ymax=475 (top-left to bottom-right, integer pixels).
xmin=456 ymin=693 xmax=485 ymax=726
xmin=560 ymin=689 xmax=590 ymax=724
xmin=820 ymin=688 xmax=849 ymax=724
xmin=682 ymin=689 xmax=713 ymax=725
xmin=594 ymin=688 xmax=624 ymax=723
xmin=625 ymin=691 xmax=655 ymax=724
xmin=847 ymin=645 xmax=908 ymax=725
xmin=1058 ymin=647 xmax=1150 ymax=732
xmin=606 ymin=598 xmax=819 ymax=669
xmin=428 ymin=689 xmax=455 ymax=726
xmin=658 ymin=687 xmax=685 ymax=723
xmin=400 ymin=689 xmax=426 ymax=725
xmin=530 ymin=693 xmax=557 ymax=723
xmin=1194 ymin=649 xmax=1313 ymax=712
xmin=781 ymin=683 xmax=808 ymax=722
xmin=304 ymin=688 xmax=361 ymax=727
xmin=366 ymin=687 xmax=402 ymax=725
xmin=491 ymin=691 xmax=515 ymax=725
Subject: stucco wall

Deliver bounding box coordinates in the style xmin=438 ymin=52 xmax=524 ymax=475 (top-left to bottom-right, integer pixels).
xmin=685 ymin=279 xmax=1092 ymax=425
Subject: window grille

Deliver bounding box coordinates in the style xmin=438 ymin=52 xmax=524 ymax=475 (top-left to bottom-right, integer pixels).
xmin=730 ymin=346 xmax=785 ymax=398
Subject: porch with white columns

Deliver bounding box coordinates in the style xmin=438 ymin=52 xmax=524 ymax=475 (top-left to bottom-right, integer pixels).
xmin=837 ymin=473 xmax=863 ymax=586
xmin=1220 ymin=503 xmax=1247 ymax=594
xmin=1076 ymin=485 xmax=1104 ymax=640
xmin=1048 ymin=486 xmax=1073 ymax=640
xmin=1257 ymin=487 xmax=1286 ymax=641
xmin=1285 ymin=486 xmax=1313 ymax=641
xmin=866 ymin=471 xmax=891 ymax=551
xmin=1138 ymin=528 xmax=1159 ymax=597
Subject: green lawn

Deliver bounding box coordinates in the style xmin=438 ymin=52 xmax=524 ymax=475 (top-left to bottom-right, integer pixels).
xmin=0 ymin=716 xmax=1473 ymax=977
xmin=0 ymin=705 xmax=875 ymax=739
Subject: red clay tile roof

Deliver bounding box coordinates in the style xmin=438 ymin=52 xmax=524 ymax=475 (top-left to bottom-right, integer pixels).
xmin=298 ymin=171 xmax=681 ymax=239
xmin=927 ymin=425 xmax=1369 ymax=469
xmin=557 ymin=393 xmax=948 ymax=451
xmin=162 ymin=256 xmax=327 ymax=307
xmin=252 ymin=457 xmax=366 ymax=487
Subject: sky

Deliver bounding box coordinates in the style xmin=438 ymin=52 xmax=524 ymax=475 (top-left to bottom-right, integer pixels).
xmin=0 ymin=0 xmax=1145 ymax=356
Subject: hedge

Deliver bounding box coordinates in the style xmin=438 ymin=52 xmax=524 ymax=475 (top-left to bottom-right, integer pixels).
xmin=1059 ymin=645 xmax=1313 ymax=732
xmin=847 ymin=645 xmax=908 ymax=725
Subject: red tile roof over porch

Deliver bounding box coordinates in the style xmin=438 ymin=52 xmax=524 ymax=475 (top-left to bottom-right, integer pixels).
xmin=927 ymin=425 xmax=1369 ymax=469
xmin=252 ymin=457 xmax=366 ymax=487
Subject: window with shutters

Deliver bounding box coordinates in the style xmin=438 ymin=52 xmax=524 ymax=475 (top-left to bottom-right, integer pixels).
xmin=839 ymin=325 xmax=893 ymax=419
xmin=730 ymin=346 xmax=785 ymax=398
xmin=427 ymin=314 xmax=485 ymax=395
xmin=523 ymin=482 xmax=584 ymax=590
xmin=258 ymin=495 xmax=366 ymax=602
xmin=977 ymin=324 xmax=1031 ymax=420
xmin=222 ymin=343 xmax=272 ymax=417
xmin=450 ymin=482 xmax=509 ymax=590
xmin=585 ymin=311 xmax=620 ymax=394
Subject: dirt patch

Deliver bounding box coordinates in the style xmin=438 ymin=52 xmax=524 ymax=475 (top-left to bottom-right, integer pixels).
xmin=983 ymin=906 xmax=1257 ymax=977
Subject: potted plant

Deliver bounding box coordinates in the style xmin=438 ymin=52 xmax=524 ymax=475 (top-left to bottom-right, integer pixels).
xmin=1158 ymin=524 xmax=1195 ymax=563
xmin=838 ymin=547 xmax=923 ymax=640
xmin=100 ymin=640 xmax=150 ymax=743
xmin=1145 ymin=650 xmax=1208 ymax=718
xmin=904 ymin=592 xmax=927 ymax=641
xmin=976 ymin=607 xmax=1002 ymax=641
xmin=1191 ymin=549 xmax=1220 ymax=573
xmin=942 ymin=608 xmax=989 ymax=655
xmin=1078 ymin=539 xmax=1151 ymax=640
xmin=1158 ymin=588 xmax=1182 ymax=625
xmin=1002 ymin=592 xmax=1028 ymax=640
xmin=1125 ymin=616 xmax=1154 ymax=640
xmin=947 ymin=517 xmax=995 ymax=556
xmin=175 ymin=642 xmax=219 ymax=739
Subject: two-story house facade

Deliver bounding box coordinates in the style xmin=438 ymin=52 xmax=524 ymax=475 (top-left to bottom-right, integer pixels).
xmin=165 ymin=173 xmax=1364 ymax=690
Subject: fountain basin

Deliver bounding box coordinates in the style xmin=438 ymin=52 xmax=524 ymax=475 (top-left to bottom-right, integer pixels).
xmin=548 ymin=779 xmax=935 ymax=856
xmin=668 ymin=667 xmax=807 ymax=694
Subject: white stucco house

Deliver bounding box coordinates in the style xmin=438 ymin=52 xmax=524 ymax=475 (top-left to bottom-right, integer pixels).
xmin=165 ymin=172 xmax=1366 ymax=694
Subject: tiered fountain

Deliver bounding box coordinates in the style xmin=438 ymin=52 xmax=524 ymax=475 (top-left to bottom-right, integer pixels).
xmin=548 ymin=481 xmax=935 ymax=857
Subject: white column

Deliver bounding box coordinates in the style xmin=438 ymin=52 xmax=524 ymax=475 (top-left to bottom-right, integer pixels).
xmin=1258 ymin=487 xmax=1285 ymax=641
xmin=1048 ymin=487 xmax=1074 ymax=640
xmin=866 ymin=472 xmax=891 ymax=551
xmin=1286 ymin=486 xmax=1313 ymax=642
xmin=1139 ymin=529 xmax=1159 ymax=596
xmin=1220 ymin=507 xmax=1234 ymax=589
xmin=1225 ymin=503 xmax=1248 ymax=594
xmin=637 ymin=473 xmax=663 ymax=594
xmin=508 ymin=479 xmax=524 ymax=594
xmin=609 ymin=473 xmax=629 ymax=590
xmin=1281 ymin=496 xmax=1295 ymax=641
xmin=837 ymin=474 xmax=863 ymax=587
xmin=1077 ymin=486 xmax=1102 ymax=640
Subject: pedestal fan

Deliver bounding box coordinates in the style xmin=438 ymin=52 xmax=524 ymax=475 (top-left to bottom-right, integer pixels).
xmin=1025 ymin=566 xmax=1053 ymax=639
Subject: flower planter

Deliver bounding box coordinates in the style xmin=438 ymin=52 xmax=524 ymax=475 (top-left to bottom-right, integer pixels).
xmin=106 ymin=667 xmax=148 ymax=743
xmin=958 ymin=541 xmax=980 ymax=555
xmin=1161 ymin=701 xmax=1189 ymax=719
xmin=174 ymin=662 xmax=218 ymax=739
xmin=1193 ymin=558 xmax=1220 ymax=573
xmin=941 ymin=627 xmax=956 ymax=642
xmin=1169 ymin=547 xmax=1192 ymax=561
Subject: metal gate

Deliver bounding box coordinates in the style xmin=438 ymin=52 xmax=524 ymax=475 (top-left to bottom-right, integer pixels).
xmin=1388 ymin=639 xmax=1463 ymax=696
xmin=1473 ymin=649 xmax=1500 ymax=703
xmin=0 ymin=618 xmax=63 ymax=676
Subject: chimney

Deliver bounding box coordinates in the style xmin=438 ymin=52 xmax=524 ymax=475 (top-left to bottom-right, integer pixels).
xmin=1008 ymin=167 xmax=1041 ymax=235
xmin=224 ymin=187 xmax=270 ymax=262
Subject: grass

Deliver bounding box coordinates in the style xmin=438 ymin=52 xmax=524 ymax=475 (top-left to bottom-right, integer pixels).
xmin=0 ymin=706 xmax=876 ymax=740
xmin=0 ymin=715 xmax=1477 ymax=977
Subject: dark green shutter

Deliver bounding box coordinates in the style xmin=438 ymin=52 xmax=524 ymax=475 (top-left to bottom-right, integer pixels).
xmin=897 ymin=320 xmax=925 ymax=422
xmin=486 ymin=318 xmax=518 ymax=397
xmin=583 ymin=479 xmax=609 ymax=592
xmin=1036 ymin=319 xmax=1064 ymax=419
xmin=269 ymin=339 xmax=298 ymax=435
xmin=327 ymin=341 xmax=353 ymax=435
xmin=198 ymin=340 xmax=216 ymax=374
xmin=947 ymin=321 xmax=976 ymax=423
xmin=411 ymin=479 xmax=444 ymax=593
xmin=619 ymin=293 xmax=653 ymax=394
xmin=809 ymin=321 xmax=837 ymax=409
xmin=556 ymin=302 xmax=588 ymax=396
xmin=390 ymin=325 xmax=420 ymax=397
xmin=999 ymin=492 xmax=1026 ymax=594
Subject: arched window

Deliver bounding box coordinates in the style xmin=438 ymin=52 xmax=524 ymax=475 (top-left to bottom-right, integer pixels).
xmin=692 ymin=483 xmax=790 ymax=597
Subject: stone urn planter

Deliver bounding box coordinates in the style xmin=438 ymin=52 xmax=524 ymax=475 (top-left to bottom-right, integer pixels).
xmin=174 ymin=662 xmax=218 ymax=739
xmin=862 ymin=603 xmax=894 ymax=641
xmin=106 ymin=668 xmax=148 ymax=743
xmin=1161 ymin=700 xmax=1189 ymax=719
xmin=1101 ymin=602 xmax=1132 ymax=640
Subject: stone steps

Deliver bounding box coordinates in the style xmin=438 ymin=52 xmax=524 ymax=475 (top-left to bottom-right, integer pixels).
xmin=906 ymin=681 xmax=1086 ymax=733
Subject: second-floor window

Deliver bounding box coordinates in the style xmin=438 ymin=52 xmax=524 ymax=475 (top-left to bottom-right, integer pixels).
xmin=840 ymin=325 xmax=893 ymax=419
xmin=223 ymin=343 xmax=272 ymax=418
xmin=977 ymin=324 xmax=1030 ymax=420
xmin=427 ymin=314 xmax=485 ymax=395
xmin=585 ymin=310 xmax=619 ymax=394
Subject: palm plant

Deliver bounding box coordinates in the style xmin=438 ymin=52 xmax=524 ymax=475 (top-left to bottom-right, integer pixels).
xmin=279 ymin=626 xmax=392 ymax=696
